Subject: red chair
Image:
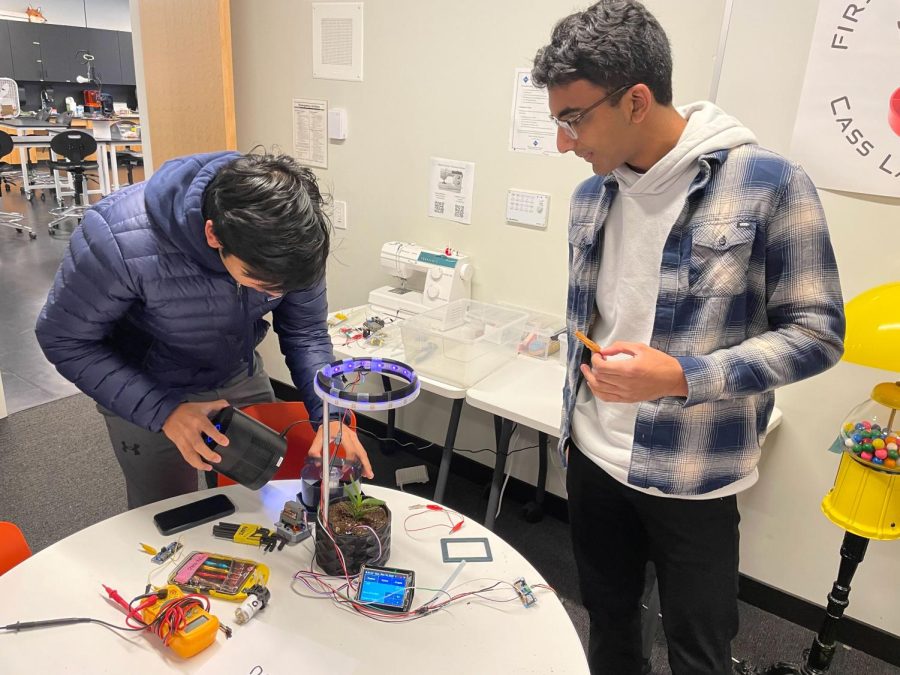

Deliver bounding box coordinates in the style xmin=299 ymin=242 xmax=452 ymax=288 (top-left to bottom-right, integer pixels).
xmin=0 ymin=522 xmax=32 ymax=575
xmin=217 ymin=402 xmax=356 ymax=486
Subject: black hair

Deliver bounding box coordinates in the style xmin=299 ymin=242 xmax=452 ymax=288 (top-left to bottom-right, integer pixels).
xmin=532 ymin=0 xmax=673 ymax=106
xmin=202 ymin=153 xmax=330 ymax=292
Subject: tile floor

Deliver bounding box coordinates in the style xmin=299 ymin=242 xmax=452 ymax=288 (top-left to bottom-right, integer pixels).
xmin=0 ymin=164 xmax=143 ymax=414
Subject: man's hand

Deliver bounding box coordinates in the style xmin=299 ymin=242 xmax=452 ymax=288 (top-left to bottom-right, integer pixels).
xmin=308 ymin=421 xmax=374 ymax=479
xmin=162 ymin=400 xmax=231 ymax=470
xmin=580 ymin=341 xmax=688 ymax=403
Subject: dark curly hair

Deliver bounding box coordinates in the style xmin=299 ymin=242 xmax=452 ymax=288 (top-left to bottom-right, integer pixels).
xmin=203 ymin=153 xmax=330 ymax=293
xmin=532 ymin=0 xmax=673 ymax=106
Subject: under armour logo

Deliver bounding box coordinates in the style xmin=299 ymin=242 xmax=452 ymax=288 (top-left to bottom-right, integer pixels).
xmin=120 ymin=442 xmax=140 ymax=455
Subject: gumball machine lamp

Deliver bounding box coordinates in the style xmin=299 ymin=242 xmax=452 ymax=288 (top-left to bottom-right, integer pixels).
xmin=763 ymin=283 xmax=900 ymax=675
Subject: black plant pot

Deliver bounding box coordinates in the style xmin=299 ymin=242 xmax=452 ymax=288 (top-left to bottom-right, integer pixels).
xmin=314 ymin=498 xmax=391 ymax=576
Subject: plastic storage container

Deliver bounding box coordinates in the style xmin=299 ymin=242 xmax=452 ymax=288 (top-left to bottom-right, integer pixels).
xmin=400 ymin=300 xmax=528 ymax=387
xmin=517 ymin=311 xmax=566 ymax=360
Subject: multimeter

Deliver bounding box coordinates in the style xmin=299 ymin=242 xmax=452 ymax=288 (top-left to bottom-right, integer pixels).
xmin=355 ymin=565 xmax=416 ymax=613
xmin=141 ymin=585 xmax=220 ymax=658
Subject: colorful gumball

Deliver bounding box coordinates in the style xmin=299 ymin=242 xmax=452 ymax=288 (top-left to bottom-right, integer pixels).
xmin=885 ymin=459 xmax=897 ymax=469
xmin=872 ymin=438 xmax=885 ymax=450
xmin=860 ymin=451 xmax=873 ymax=461
xmin=872 ymin=457 xmax=884 ymax=465
xmin=875 ymin=449 xmax=888 ymax=460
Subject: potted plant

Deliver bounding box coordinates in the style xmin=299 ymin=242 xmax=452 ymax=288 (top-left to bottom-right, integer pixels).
xmin=314 ymin=481 xmax=391 ymax=575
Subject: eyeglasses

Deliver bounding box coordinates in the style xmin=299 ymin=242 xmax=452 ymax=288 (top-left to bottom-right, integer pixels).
xmin=550 ymin=83 xmax=635 ymax=140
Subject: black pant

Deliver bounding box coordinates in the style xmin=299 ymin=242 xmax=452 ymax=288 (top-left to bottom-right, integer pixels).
xmin=567 ymin=444 xmax=740 ymax=675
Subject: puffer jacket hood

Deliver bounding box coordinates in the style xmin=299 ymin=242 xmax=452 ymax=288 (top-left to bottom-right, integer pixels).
xmin=36 ymin=152 xmax=333 ymax=432
xmin=144 ymin=150 xmax=240 ymax=272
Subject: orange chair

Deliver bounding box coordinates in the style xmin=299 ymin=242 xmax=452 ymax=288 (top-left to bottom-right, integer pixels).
xmin=217 ymin=401 xmax=356 ymax=486
xmin=0 ymin=522 xmax=32 ymax=575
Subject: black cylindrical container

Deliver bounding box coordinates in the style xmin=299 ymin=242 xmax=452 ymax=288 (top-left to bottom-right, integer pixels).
xmin=315 ymin=498 xmax=391 ymax=575
xmin=204 ymin=407 xmax=287 ymax=489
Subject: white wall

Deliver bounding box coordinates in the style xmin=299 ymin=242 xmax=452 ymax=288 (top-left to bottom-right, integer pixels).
xmin=718 ymin=0 xmax=900 ymax=638
xmin=231 ymin=0 xmax=724 ymax=499
xmin=0 ymin=0 xmax=131 ymax=30
xmin=231 ymin=0 xmax=900 ymax=636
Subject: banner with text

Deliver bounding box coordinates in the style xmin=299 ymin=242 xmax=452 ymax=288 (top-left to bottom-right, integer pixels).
xmin=790 ymin=0 xmax=900 ymax=198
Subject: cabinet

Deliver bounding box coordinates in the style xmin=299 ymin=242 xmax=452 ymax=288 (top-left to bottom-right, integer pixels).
xmin=39 ymin=25 xmax=77 ymax=82
xmin=0 ymin=22 xmax=13 ymax=78
xmin=7 ymin=20 xmax=43 ymax=81
xmin=2 ymin=21 xmax=133 ymax=86
xmin=118 ymin=31 xmax=135 ymax=86
xmin=87 ymin=28 xmax=123 ymax=85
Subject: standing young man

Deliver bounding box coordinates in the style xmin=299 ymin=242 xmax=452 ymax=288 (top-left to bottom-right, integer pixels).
xmin=36 ymin=152 xmax=372 ymax=508
xmin=532 ymin=2 xmax=845 ymax=673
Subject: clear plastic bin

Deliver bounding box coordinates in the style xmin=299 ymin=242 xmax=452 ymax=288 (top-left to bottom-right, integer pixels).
xmin=400 ymin=300 xmax=528 ymax=387
xmin=517 ymin=311 xmax=566 ymax=360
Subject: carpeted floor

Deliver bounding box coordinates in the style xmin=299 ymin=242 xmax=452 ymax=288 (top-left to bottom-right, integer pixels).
xmin=1 ymin=393 xmax=897 ymax=674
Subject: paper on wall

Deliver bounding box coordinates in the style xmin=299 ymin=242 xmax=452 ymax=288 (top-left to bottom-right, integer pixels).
xmin=292 ymin=98 xmax=328 ymax=169
xmin=428 ymin=157 xmax=475 ymax=225
xmin=509 ymin=68 xmax=559 ymax=156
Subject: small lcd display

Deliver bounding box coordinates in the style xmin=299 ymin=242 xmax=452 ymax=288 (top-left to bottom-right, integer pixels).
xmin=356 ymin=566 xmax=414 ymax=611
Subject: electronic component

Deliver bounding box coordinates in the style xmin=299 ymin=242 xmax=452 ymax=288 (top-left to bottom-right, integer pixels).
xmin=140 ymin=585 xmax=220 ymax=658
xmin=327 ymin=311 xmax=349 ymax=328
xmin=274 ymin=501 xmax=311 ymax=546
xmin=355 ymin=565 xmax=416 ymax=613
xmin=512 ymin=577 xmax=537 ymax=608
xmin=234 ymin=584 xmax=270 ymax=625
xmin=151 ymin=541 xmax=183 ymax=564
xmin=362 ymin=316 xmax=385 ymax=338
xmin=440 ymin=537 xmax=492 ymax=563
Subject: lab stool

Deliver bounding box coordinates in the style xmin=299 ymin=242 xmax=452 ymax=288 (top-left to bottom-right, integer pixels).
xmin=0 ymin=130 xmax=35 ymax=240
xmin=46 ymin=130 xmax=99 ymax=237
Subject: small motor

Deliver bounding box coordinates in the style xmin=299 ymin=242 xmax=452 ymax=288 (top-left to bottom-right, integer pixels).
xmin=234 ymin=584 xmax=270 ymax=625
xmin=275 ymin=501 xmax=310 ymax=545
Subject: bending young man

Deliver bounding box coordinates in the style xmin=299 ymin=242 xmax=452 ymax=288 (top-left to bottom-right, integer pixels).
xmin=37 ymin=152 xmax=371 ymax=508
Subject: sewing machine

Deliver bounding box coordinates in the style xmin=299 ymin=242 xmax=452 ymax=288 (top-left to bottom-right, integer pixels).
xmin=368 ymin=241 xmax=473 ymax=317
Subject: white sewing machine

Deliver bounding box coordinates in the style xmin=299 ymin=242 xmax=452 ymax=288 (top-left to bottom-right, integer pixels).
xmin=368 ymin=241 xmax=473 ymax=317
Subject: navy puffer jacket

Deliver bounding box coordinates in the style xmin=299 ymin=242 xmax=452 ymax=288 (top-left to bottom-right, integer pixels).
xmin=36 ymin=151 xmax=333 ymax=431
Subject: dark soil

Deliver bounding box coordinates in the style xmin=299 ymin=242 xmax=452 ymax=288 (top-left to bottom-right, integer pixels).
xmin=328 ymin=501 xmax=388 ymax=535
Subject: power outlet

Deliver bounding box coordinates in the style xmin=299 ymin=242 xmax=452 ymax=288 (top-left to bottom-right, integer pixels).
xmin=333 ymin=200 xmax=348 ymax=230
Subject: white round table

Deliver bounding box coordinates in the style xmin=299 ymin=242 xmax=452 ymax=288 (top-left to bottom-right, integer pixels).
xmin=0 ymin=482 xmax=588 ymax=674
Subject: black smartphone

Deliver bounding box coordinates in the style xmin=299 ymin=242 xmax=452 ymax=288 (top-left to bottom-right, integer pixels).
xmin=153 ymin=494 xmax=236 ymax=536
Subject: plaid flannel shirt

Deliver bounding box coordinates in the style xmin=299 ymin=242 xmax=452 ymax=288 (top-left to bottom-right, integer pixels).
xmin=560 ymin=144 xmax=845 ymax=495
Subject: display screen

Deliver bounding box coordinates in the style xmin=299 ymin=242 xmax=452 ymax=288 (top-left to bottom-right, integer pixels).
xmin=358 ymin=568 xmax=410 ymax=608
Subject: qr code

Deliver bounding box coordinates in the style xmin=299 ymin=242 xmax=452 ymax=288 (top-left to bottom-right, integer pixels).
xmin=433 ymin=201 xmax=444 ymax=214
xmin=454 ymin=205 xmax=465 ymax=218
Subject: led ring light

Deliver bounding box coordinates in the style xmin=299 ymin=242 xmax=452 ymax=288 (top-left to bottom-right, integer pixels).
xmin=314 ymin=357 xmax=420 ymax=523
xmin=314 ymin=357 xmax=420 ymax=411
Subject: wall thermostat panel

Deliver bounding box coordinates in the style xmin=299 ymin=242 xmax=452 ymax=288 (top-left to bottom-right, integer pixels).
xmin=506 ymin=189 xmax=550 ymax=228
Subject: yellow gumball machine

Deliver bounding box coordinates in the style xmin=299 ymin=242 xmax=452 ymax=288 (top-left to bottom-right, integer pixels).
xmin=765 ymin=283 xmax=900 ymax=675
